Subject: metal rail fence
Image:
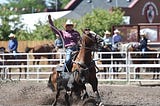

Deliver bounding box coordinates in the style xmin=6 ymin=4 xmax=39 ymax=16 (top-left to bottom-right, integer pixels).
xmin=0 ymin=51 xmax=160 ymax=83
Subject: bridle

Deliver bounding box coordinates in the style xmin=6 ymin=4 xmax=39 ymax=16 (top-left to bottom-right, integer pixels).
xmin=72 ymin=32 xmax=101 ymax=73
xmin=80 ymin=32 xmax=102 ymax=51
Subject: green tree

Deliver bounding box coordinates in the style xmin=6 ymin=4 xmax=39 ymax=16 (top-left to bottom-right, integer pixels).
xmin=6 ymin=0 xmax=46 ymax=14
xmin=23 ymin=18 xmax=67 ymax=41
xmin=29 ymin=8 xmax=124 ymax=40
xmin=4 ymin=0 xmax=71 ymax=14
xmin=77 ymin=8 xmax=124 ymax=36
xmin=0 ymin=5 xmax=24 ymax=40
xmin=60 ymin=0 xmax=71 ymax=8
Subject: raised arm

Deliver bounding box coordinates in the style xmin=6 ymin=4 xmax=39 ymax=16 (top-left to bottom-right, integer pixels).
xmin=48 ymin=15 xmax=62 ymax=36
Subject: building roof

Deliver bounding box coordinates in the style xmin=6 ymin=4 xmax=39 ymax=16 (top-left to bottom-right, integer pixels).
xmin=20 ymin=11 xmax=71 ymax=31
xmin=63 ymin=0 xmax=135 ymax=19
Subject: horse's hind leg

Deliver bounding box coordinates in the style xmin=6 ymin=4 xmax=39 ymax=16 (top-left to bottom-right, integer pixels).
xmin=157 ymin=70 xmax=159 ymax=79
xmin=8 ymin=68 xmax=12 ymax=80
xmin=156 ymin=68 xmax=159 ymax=79
xmin=24 ymin=68 xmax=27 ymax=79
xmin=135 ymin=68 xmax=140 ymax=79
xmin=52 ymin=89 xmax=60 ymax=106
xmin=0 ymin=69 xmax=1 ymax=78
xmin=48 ymin=70 xmax=59 ymax=91
xmin=103 ymin=67 xmax=108 ymax=79
xmin=65 ymin=92 xmax=71 ymax=106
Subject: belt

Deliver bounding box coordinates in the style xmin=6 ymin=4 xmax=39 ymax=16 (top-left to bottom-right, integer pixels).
xmin=57 ymin=46 xmax=63 ymax=48
xmin=65 ymin=45 xmax=76 ymax=49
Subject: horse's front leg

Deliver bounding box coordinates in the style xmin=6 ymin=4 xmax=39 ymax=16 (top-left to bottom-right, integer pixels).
xmin=89 ymin=77 xmax=101 ymax=103
xmin=81 ymin=85 xmax=89 ymax=100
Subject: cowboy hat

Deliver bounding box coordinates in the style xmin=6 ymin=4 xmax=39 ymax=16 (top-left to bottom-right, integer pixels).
xmin=8 ymin=33 xmax=15 ymax=38
xmin=114 ymin=29 xmax=120 ymax=33
xmin=65 ymin=19 xmax=73 ymax=26
xmin=140 ymin=31 xmax=146 ymax=36
xmin=104 ymin=30 xmax=111 ymax=35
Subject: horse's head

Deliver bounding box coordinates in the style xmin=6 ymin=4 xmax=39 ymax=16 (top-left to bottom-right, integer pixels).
xmin=0 ymin=47 xmax=5 ymax=53
xmin=130 ymin=42 xmax=140 ymax=52
xmin=82 ymin=30 xmax=103 ymax=51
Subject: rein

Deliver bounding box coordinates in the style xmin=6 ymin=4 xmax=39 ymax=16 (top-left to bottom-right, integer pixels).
xmin=80 ymin=45 xmax=97 ymax=51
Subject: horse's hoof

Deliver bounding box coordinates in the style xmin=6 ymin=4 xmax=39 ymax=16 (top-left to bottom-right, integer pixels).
xmin=52 ymin=99 xmax=57 ymax=106
xmin=81 ymin=97 xmax=97 ymax=106
xmin=81 ymin=93 xmax=89 ymax=100
xmin=97 ymin=102 xmax=104 ymax=106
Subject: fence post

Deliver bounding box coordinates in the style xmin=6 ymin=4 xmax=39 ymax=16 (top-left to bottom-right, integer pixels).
xmin=127 ymin=51 xmax=131 ymax=84
xmin=27 ymin=53 xmax=30 ymax=80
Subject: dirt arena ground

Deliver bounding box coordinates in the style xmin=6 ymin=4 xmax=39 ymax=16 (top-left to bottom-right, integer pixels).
xmin=0 ymin=80 xmax=160 ymax=106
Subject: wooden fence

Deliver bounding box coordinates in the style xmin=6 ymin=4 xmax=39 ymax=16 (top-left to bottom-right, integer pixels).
xmin=0 ymin=40 xmax=53 ymax=52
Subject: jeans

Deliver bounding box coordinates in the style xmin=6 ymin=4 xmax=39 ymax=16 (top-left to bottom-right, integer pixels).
xmin=10 ymin=50 xmax=17 ymax=59
xmin=64 ymin=45 xmax=78 ymax=72
xmin=142 ymin=48 xmax=146 ymax=52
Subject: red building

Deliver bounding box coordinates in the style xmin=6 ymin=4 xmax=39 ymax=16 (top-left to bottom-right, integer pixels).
xmin=122 ymin=0 xmax=160 ymax=24
xmin=115 ymin=0 xmax=160 ymax=43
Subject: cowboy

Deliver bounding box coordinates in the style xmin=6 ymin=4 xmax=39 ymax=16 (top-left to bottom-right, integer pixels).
xmin=8 ymin=33 xmax=18 ymax=59
xmin=112 ymin=29 xmax=122 ymax=51
xmin=103 ymin=30 xmax=112 ymax=50
xmin=139 ymin=31 xmax=149 ymax=53
xmin=48 ymin=15 xmax=81 ymax=72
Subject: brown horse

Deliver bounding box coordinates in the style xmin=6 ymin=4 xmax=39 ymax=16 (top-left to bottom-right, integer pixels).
xmin=0 ymin=47 xmax=27 ymax=80
xmin=120 ymin=42 xmax=159 ymax=79
xmin=25 ymin=43 xmax=57 ymax=65
xmin=48 ymin=31 xmax=103 ymax=105
xmin=52 ymin=69 xmax=89 ymax=106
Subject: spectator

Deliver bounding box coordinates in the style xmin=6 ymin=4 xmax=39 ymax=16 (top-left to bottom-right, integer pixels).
xmin=112 ymin=29 xmax=122 ymax=51
xmin=48 ymin=15 xmax=81 ymax=72
xmin=54 ymin=35 xmax=63 ymax=50
xmin=84 ymin=28 xmax=90 ymax=34
xmin=102 ymin=30 xmax=112 ymax=50
xmin=8 ymin=33 xmax=18 ymax=59
xmin=139 ymin=31 xmax=149 ymax=53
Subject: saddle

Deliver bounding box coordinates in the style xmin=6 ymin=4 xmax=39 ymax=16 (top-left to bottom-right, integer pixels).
xmin=55 ymin=51 xmax=79 ymax=72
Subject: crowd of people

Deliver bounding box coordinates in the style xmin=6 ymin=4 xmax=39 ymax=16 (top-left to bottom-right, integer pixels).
xmin=47 ymin=15 xmax=152 ymax=72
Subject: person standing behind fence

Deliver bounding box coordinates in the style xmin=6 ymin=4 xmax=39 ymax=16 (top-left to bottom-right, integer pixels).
xmin=102 ymin=30 xmax=112 ymax=50
xmin=8 ymin=33 xmax=18 ymax=59
xmin=48 ymin=15 xmax=81 ymax=72
xmin=139 ymin=31 xmax=150 ymax=54
xmin=54 ymin=35 xmax=63 ymax=50
xmin=112 ymin=29 xmax=122 ymax=51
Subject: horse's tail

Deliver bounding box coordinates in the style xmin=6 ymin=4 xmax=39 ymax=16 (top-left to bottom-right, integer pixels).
xmin=25 ymin=46 xmax=33 ymax=53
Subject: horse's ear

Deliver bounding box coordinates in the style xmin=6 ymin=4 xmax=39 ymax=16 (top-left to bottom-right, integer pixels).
xmin=81 ymin=29 xmax=85 ymax=34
